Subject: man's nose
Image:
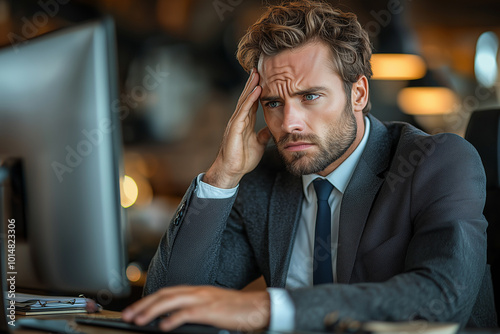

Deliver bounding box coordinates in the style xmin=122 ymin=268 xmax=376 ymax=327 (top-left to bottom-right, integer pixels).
xmin=281 ymin=103 xmax=305 ymax=133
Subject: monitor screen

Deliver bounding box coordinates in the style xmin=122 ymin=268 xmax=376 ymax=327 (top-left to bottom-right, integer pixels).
xmin=0 ymin=18 xmax=129 ymax=298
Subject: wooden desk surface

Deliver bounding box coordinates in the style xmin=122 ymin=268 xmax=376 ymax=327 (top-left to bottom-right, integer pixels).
xmin=10 ymin=314 xmax=500 ymax=334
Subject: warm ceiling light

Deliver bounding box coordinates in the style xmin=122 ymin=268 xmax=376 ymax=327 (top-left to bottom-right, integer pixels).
xmin=126 ymin=263 xmax=142 ymax=282
xmin=371 ymin=54 xmax=427 ymax=80
xmin=397 ymin=87 xmax=458 ymax=115
xmin=120 ymin=175 xmax=139 ymax=208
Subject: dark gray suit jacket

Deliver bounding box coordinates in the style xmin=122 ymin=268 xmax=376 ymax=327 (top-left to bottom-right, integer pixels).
xmin=144 ymin=115 xmax=497 ymax=331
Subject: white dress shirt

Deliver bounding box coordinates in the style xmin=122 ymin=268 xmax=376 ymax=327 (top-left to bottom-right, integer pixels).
xmin=194 ymin=117 xmax=370 ymax=331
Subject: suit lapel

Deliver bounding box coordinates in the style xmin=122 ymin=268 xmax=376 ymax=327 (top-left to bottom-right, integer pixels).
xmin=268 ymin=171 xmax=303 ymax=287
xmin=336 ymin=115 xmax=392 ymax=283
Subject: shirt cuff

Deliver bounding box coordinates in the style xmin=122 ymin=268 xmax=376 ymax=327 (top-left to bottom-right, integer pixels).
xmin=267 ymin=288 xmax=295 ymax=332
xmin=195 ymin=173 xmax=238 ymax=199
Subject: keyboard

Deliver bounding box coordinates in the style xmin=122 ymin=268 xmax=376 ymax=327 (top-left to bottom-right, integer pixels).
xmin=75 ymin=316 xmax=235 ymax=333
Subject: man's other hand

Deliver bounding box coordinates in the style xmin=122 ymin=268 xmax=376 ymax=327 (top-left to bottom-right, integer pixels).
xmin=122 ymin=286 xmax=271 ymax=332
xmin=204 ymin=69 xmax=271 ymax=189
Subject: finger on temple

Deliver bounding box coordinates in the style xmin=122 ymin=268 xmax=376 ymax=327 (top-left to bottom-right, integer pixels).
xmin=249 ymin=98 xmax=260 ymax=129
xmin=234 ymin=85 xmax=261 ymax=123
xmin=242 ymin=68 xmax=257 ymax=95
xmin=236 ymin=70 xmax=260 ymax=111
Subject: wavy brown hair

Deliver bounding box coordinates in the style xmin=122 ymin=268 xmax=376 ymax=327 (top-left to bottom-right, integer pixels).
xmin=237 ymin=0 xmax=372 ymax=113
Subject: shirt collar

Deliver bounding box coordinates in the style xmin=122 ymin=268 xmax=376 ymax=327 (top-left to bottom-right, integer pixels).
xmin=302 ymin=116 xmax=371 ymax=201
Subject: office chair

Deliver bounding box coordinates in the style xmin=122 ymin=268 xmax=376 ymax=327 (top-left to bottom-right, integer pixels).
xmin=465 ymin=108 xmax=500 ymax=320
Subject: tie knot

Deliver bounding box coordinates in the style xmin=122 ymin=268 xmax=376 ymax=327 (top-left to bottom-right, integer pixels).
xmin=313 ymin=179 xmax=333 ymax=201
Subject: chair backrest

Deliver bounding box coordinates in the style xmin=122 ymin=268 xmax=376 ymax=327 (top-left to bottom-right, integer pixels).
xmin=465 ymin=109 xmax=500 ymax=190
xmin=465 ymin=108 xmax=500 ymax=320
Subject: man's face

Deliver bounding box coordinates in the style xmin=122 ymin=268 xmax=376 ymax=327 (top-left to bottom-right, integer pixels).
xmin=258 ymin=41 xmax=362 ymax=176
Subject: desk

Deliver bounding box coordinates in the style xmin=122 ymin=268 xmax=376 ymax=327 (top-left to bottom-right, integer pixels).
xmin=10 ymin=312 xmax=500 ymax=334
xmin=11 ymin=311 xmax=278 ymax=334
xmin=13 ymin=310 xmax=124 ymax=334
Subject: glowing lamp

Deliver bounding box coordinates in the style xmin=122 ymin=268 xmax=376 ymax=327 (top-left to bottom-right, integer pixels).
xmin=397 ymin=87 xmax=458 ymax=115
xmin=371 ymin=54 xmax=426 ymax=80
xmin=126 ymin=263 xmax=142 ymax=282
xmin=120 ymin=175 xmax=139 ymax=208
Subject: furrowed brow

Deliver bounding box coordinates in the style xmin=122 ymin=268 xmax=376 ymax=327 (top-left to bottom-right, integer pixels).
xmin=260 ymin=95 xmax=281 ymax=103
xmin=260 ymin=86 xmax=328 ymax=102
xmin=291 ymin=86 xmax=328 ymax=97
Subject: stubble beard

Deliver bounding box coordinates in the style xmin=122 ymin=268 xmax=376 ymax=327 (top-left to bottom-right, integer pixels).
xmin=274 ymin=103 xmax=358 ymax=177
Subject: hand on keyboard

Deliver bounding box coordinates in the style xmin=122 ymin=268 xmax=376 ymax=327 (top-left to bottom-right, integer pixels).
xmin=122 ymin=285 xmax=270 ymax=332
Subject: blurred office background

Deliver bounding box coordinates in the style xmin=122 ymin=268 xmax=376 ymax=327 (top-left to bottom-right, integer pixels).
xmin=0 ymin=0 xmax=499 ymax=303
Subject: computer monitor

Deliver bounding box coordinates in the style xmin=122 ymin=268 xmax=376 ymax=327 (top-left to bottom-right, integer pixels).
xmin=0 ymin=18 xmax=129 ymax=298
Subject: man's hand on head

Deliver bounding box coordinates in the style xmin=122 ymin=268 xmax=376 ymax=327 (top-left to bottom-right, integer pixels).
xmin=204 ymin=69 xmax=271 ymax=189
xmin=122 ymin=286 xmax=271 ymax=332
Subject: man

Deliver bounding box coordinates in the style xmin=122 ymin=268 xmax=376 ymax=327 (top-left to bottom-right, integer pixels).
xmin=123 ymin=1 xmax=496 ymax=332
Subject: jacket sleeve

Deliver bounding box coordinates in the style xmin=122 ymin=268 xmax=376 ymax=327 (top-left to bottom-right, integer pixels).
xmin=288 ymin=134 xmax=494 ymax=330
xmin=143 ymin=177 xmax=260 ymax=295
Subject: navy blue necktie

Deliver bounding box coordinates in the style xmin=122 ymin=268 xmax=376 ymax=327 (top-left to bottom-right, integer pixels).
xmin=313 ymin=178 xmax=334 ymax=285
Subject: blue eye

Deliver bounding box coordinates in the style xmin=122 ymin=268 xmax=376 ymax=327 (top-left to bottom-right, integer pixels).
xmin=267 ymin=101 xmax=281 ymax=108
xmin=304 ymin=94 xmax=319 ymax=101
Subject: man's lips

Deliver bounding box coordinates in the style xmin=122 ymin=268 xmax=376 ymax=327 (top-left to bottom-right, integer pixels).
xmin=283 ymin=142 xmax=314 ymax=152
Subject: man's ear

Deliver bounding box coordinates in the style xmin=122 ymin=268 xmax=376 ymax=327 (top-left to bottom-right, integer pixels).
xmin=351 ymin=76 xmax=369 ymax=113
